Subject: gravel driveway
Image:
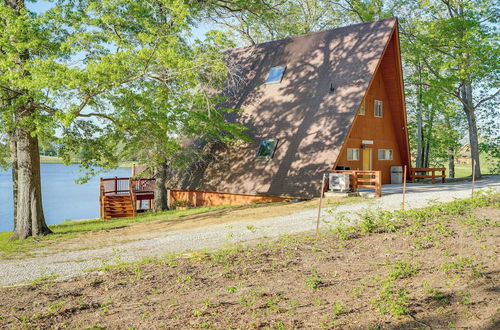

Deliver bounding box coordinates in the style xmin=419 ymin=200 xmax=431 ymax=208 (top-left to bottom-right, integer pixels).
xmin=2 ymin=176 xmax=499 ymax=286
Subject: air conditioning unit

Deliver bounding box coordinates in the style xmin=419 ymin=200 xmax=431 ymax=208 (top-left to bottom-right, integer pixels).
xmin=329 ymin=173 xmax=350 ymax=192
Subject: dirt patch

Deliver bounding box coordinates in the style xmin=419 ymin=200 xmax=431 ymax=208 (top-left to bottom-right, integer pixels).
xmin=32 ymin=198 xmax=350 ymax=256
xmin=0 ymin=205 xmax=498 ymax=329
xmin=104 ymin=199 xmax=322 ymax=235
xmin=475 ymin=207 xmax=500 ymax=221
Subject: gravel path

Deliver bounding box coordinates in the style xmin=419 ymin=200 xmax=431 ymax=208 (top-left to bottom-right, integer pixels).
xmin=2 ymin=176 xmax=499 ymax=286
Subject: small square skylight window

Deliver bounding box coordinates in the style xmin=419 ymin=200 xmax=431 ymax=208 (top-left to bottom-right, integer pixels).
xmin=256 ymin=139 xmax=278 ymax=159
xmin=265 ymin=66 xmax=286 ymax=84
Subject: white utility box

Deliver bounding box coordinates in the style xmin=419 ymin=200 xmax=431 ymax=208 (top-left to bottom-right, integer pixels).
xmin=391 ymin=166 xmax=403 ymax=184
xmin=329 ymin=173 xmax=350 ymax=192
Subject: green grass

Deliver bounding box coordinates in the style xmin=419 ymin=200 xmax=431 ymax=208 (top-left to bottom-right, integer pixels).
xmin=40 ymin=155 xmax=134 ymax=167
xmin=443 ymin=154 xmax=495 ymax=178
xmin=0 ymin=205 xmax=232 ymax=256
xmin=39 ymin=156 xmax=71 ymax=164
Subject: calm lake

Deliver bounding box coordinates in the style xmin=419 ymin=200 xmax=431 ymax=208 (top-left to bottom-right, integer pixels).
xmin=0 ymin=164 xmax=131 ymax=232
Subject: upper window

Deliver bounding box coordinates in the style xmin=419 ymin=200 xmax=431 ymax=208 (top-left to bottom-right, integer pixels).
xmin=378 ymin=149 xmax=393 ymax=160
xmin=256 ymin=139 xmax=278 ymax=159
xmin=359 ymin=101 xmax=366 ymax=115
xmin=347 ymin=148 xmax=360 ymax=161
xmin=265 ymin=66 xmax=286 ymax=84
xmin=374 ymin=100 xmax=383 ymax=117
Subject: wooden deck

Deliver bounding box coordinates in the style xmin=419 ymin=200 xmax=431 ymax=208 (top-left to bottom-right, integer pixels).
xmin=100 ymin=177 xmax=155 ymax=219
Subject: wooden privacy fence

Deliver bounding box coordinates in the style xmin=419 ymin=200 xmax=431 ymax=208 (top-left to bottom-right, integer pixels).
xmin=410 ymin=168 xmax=445 ymax=184
xmin=330 ymin=170 xmax=382 ymax=197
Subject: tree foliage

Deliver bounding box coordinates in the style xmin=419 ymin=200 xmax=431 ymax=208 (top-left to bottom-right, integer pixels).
xmin=0 ymin=0 xmax=251 ymax=238
xmin=400 ymin=0 xmax=499 ymax=177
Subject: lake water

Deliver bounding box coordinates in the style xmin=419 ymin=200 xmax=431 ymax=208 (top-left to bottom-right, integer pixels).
xmin=0 ymin=164 xmax=131 ymax=232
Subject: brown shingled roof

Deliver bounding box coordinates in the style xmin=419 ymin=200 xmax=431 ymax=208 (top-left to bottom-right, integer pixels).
xmin=178 ymin=18 xmax=398 ymax=197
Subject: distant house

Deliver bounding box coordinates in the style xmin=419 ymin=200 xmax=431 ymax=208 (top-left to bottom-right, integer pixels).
xmin=456 ymin=144 xmax=472 ymax=164
xmin=170 ymin=18 xmax=411 ymax=205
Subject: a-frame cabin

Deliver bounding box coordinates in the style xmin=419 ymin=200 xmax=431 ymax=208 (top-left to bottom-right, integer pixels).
xmin=170 ymin=17 xmax=411 ymax=204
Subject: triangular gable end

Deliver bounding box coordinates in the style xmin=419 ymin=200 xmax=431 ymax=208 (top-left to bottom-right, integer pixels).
xmin=333 ymin=19 xmax=411 ymax=184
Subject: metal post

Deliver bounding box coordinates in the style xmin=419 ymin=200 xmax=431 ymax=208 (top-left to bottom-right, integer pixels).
xmin=402 ymin=165 xmax=407 ymax=210
xmin=316 ymin=174 xmax=327 ymax=235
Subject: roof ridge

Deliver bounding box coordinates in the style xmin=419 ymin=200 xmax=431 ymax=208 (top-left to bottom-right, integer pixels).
xmin=230 ymin=17 xmax=397 ymax=52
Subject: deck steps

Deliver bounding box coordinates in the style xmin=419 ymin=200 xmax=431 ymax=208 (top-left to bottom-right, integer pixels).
xmin=100 ymin=177 xmax=155 ymax=220
xmin=101 ymin=195 xmax=135 ymax=219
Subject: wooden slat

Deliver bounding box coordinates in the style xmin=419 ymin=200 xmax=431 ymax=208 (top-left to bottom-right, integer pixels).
xmin=411 ymin=168 xmax=445 ymax=172
xmin=331 ymin=170 xmax=382 ymax=197
xmin=411 ymin=174 xmax=445 ymax=178
xmin=356 ymin=178 xmax=378 ymax=183
xmin=410 ymin=167 xmax=446 ymax=184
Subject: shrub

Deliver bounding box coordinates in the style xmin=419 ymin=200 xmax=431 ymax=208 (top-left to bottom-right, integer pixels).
xmin=306 ymin=269 xmax=323 ymax=290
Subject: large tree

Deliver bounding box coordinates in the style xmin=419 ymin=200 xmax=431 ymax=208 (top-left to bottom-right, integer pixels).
xmin=67 ymin=31 xmax=249 ymax=212
xmin=401 ymin=0 xmax=499 ymax=178
xmin=1 ymin=0 xmax=56 ymax=238
xmin=206 ymin=0 xmax=402 ymax=45
xmin=0 ymin=0 xmax=256 ymax=239
xmin=207 ymin=0 xmax=343 ymax=45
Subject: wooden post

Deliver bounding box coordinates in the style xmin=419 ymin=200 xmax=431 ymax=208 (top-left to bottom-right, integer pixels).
xmin=352 ymin=171 xmax=358 ymax=192
xmin=99 ymin=178 xmax=103 ymax=219
xmin=431 ymin=169 xmax=436 ymax=184
xmin=375 ymin=171 xmax=382 ymax=197
xmin=402 ymin=165 xmax=407 ymax=210
xmin=316 ymin=174 xmax=327 ymax=235
xmin=471 ymin=159 xmax=475 ymax=197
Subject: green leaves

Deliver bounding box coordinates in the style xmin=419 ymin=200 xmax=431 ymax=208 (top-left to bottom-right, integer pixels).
xmin=0 ymin=0 xmax=251 ymax=180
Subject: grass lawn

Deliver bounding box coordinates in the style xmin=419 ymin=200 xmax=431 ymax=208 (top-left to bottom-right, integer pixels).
xmin=443 ymin=154 xmax=495 ymax=178
xmin=0 ymin=205 xmax=233 ymax=256
xmin=40 ymin=155 xmax=133 ymax=167
xmin=448 ymin=163 xmax=474 ymax=178
xmin=39 ymin=156 xmax=70 ymax=164
xmin=0 ymin=192 xmax=498 ymax=328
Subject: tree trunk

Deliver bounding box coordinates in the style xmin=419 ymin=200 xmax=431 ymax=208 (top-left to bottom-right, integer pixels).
xmin=8 ymin=134 xmax=18 ymax=231
xmin=444 ymin=116 xmax=455 ymax=179
xmin=423 ymin=141 xmax=430 ymax=168
xmin=415 ymin=64 xmax=424 ymax=168
xmin=10 ymin=127 xmax=52 ymax=239
xmin=422 ymin=104 xmax=435 ymax=168
xmin=153 ymin=162 xmax=169 ymax=212
xmin=6 ymin=0 xmax=52 ymax=239
xmin=416 ymin=103 xmax=423 ymax=168
xmin=461 ymin=83 xmax=481 ymax=178
xmin=448 ymin=147 xmax=455 ymax=178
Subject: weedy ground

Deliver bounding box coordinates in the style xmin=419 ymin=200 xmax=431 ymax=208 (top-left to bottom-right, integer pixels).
xmin=0 ymin=192 xmax=498 ymax=329
xmin=1 ymin=197 xmax=354 ymax=258
xmin=0 ymin=205 xmax=232 ymax=256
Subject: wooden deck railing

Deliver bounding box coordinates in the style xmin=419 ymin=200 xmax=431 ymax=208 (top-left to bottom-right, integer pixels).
xmin=331 ymin=170 xmax=382 ymax=197
xmin=410 ymin=168 xmax=445 ymax=184
xmin=130 ymin=178 xmax=155 ymax=194
xmin=100 ymin=177 xmax=131 ymax=195
xmin=100 ymin=177 xmax=156 ymax=219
